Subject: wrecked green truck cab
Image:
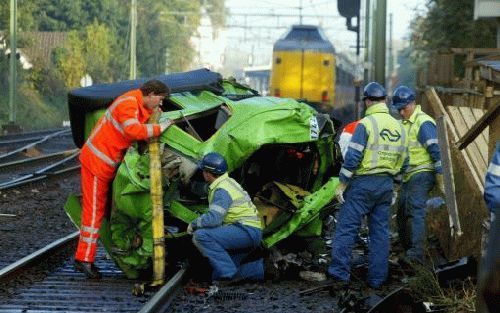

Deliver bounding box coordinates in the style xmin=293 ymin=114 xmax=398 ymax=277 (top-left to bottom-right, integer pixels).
xmin=66 ymin=69 xmax=340 ymax=279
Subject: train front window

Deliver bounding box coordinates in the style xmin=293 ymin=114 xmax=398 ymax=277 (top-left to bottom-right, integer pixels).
xmin=284 ymin=28 xmax=322 ymax=42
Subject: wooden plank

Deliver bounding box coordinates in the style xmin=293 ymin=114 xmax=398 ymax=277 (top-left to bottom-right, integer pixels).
xmin=425 ymin=88 xmax=447 ymax=121
xmin=451 ymin=48 xmax=500 ymax=55
xmin=458 ymin=107 xmax=488 ymax=165
xmin=436 ymin=116 xmax=462 ymax=237
xmin=456 ymin=102 xmax=499 ymax=150
xmin=425 ymin=87 xmax=484 ymax=193
xmin=447 ymin=107 xmax=487 ymax=178
xmin=470 ymin=108 xmax=489 ymax=150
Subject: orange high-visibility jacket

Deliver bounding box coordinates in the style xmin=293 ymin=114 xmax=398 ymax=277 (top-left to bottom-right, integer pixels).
xmin=80 ymin=89 xmax=161 ymax=179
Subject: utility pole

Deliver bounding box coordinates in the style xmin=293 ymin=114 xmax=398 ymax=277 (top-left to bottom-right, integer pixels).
xmin=364 ymin=0 xmax=371 ymax=84
xmin=373 ymin=0 xmax=386 ymax=86
xmin=298 ymin=0 xmax=303 ymax=25
xmin=387 ymin=13 xmax=393 ymax=93
xmin=9 ymin=0 xmax=17 ymax=125
xmin=129 ymin=0 xmax=137 ymax=80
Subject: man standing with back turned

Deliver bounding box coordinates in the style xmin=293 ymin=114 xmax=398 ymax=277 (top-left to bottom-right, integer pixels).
xmin=392 ymin=86 xmax=443 ymax=264
xmin=327 ymin=82 xmax=408 ymax=291
xmin=75 ymin=80 xmax=175 ymax=279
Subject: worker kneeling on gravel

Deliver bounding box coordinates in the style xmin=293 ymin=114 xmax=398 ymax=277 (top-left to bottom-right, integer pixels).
xmin=392 ymin=86 xmax=444 ymax=264
xmin=187 ymin=152 xmax=264 ymax=284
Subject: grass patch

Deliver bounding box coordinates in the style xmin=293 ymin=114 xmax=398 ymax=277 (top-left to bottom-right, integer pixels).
xmin=408 ymin=263 xmax=477 ymax=313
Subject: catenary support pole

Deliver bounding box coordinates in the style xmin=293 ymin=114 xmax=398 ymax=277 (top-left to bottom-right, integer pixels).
xmin=129 ymin=0 xmax=137 ymax=79
xmin=373 ymin=0 xmax=386 ymax=85
xmin=9 ymin=0 xmax=17 ymax=124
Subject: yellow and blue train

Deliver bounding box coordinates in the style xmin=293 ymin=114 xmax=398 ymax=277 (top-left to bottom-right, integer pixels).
xmin=270 ymin=25 xmax=355 ymax=109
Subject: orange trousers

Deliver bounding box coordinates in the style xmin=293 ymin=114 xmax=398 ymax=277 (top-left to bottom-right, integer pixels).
xmin=75 ymin=165 xmax=111 ymax=263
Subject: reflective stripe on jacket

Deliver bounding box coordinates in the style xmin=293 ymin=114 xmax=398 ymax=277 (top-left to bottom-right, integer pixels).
xmin=208 ymin=173 xmax=262 ymax=229
xmin=403 ymin=105 xmax=437 ymax=181
xmin=355 ymin=102 xmax=408 ymax=176
xmin=80 ymin=89 xmax=161 ymax=179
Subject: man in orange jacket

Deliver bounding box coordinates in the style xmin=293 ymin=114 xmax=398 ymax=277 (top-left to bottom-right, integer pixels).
xmin=74 ymin=79 xmax=174 ymax=278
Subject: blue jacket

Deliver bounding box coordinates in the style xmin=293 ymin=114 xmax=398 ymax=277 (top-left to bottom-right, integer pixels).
xmin=191 ymin=188 xmax=232 ymax=229
xmin=484 ymin=142 xmax=500 ymax=213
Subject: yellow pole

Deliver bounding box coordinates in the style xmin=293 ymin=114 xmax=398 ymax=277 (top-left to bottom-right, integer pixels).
xmin=148 ymin=110 xmax=165 ymax=286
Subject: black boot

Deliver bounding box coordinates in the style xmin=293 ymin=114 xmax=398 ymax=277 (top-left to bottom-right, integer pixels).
xmin=74 ymin=260 xmax=102 ymax=279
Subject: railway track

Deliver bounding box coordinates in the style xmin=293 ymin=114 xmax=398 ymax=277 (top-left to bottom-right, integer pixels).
xmin=0 ymin=233 xmax=187 ymax=313
xmin=0 ymin=128 xmax=81 ymax=190
xmin=0 ymin=149 xmax=81 ymax=190
xmin=0 ymin=128 xmax=69 ymax=145
xmin=0 ymin=128 xmax=74 ymax=162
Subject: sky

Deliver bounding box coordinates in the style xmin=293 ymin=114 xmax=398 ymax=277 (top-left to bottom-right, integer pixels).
xmin=214 ymin=0 xmax=426 ymax=68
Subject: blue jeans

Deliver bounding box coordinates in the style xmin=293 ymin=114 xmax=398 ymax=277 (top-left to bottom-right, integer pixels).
xmin=328 ymin=175 xmax=393 ymax=288
xmin=192 ymin=223 xmax=263 ymax=281
xmin=397 ymin=171 xmax=435 ymax=262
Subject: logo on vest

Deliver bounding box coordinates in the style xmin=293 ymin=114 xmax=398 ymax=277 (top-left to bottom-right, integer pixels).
xmin=379 ymin=129 xmax=401 ymax=142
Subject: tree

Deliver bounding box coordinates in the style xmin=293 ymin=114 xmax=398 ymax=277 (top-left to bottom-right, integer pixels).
xmin=0 ymin=0 xmax=227 ymax=129
xmin=410 ymin=0 xmax=496 ymax=57
xmin=54 ymin=31 xmax=85 ymax=89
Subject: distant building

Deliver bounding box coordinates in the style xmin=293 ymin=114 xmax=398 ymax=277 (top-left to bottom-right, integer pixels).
xmin=1 ymin=31 xmax=67 ymax=70
xmin=23 ymin=31 xmax=67 ymax=68
xmin=243 ymin=65 xmax=271 ymax=95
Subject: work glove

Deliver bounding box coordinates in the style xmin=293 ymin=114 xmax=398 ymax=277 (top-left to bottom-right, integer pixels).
xmin=159 ymin=118 xmax=175 ymax=132
xmin=186 ymin=223 xmax=194 ymax=235
xmin=435 ymin=173 xmax=445 ymax=195
xmin=335 ymin=182 xmax=347 ymax=204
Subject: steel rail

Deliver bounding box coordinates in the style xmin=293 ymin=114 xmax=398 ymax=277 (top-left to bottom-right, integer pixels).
xmin=0 ymin=129 xmax=71 ymax=160
xmin=0 ymin=148 xmax=79 ymax=168
xmin=0 ymin=152 xmax=80 ymax=190
xmin=138 ymin=267 xmax=188 ymax=313
xmin=0 ymin=231 xmax=188 ymax=313
xmin=0 ymin=231 xmax=79 ymax=283
xmin=0 ymin=127 xmax=68 ymax=143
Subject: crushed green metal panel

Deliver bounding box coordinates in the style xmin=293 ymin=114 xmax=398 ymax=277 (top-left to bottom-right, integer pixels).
xmin=295 ymin=216 xmax=323 ymax=237
xmin=312 ymin=137 xmax=335 ymax=191
xmin=263 ymin=177 xmax=339 ymax=248
xmin=169 ymin=91 xmax=225 ymax=112
xmin=168 ymin=201 xmax=200 ymax=223
xmin=84 ymin=109 xmax=105 ymax=141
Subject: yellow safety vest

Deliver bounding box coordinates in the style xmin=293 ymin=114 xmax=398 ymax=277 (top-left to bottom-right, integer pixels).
xmin=208 ymin=173 xmax=262 ymax=229
xmin=356 ymin=102 xmax=408 ymax=176
xmin=403 ymin=105 xmax=436 ymax=182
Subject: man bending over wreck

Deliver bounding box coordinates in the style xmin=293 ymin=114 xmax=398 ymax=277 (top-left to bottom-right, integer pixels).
xmin=187 ymin=152 xmax=264 ymax=284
